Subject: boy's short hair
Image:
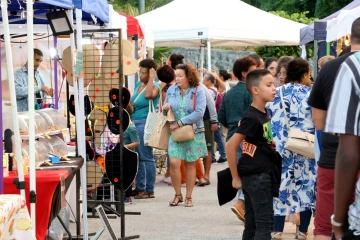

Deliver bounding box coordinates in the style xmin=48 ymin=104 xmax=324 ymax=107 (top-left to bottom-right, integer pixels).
xmin=125 ymin=104 xmax=134 ymax=116
xmin=245 ymin=69 xmax=271 ymax=95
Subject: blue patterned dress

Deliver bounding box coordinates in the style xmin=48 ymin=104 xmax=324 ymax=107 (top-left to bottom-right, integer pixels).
xmin=266 ymin=83 xmax=317 ymax=216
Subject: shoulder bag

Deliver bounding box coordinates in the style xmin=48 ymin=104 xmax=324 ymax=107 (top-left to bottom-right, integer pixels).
xmin=172 ymin=87 xmax=197 ymax=142
xmin=280 ymin=87 xmax=315 ymax=159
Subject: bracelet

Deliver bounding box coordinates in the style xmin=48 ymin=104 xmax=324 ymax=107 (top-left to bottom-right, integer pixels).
xmin=330 ymin=214 xmax=345 ymax=227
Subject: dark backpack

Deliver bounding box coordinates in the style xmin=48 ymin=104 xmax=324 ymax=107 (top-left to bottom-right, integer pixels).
xmin=209 ymin=88 xmax=224 ymax=112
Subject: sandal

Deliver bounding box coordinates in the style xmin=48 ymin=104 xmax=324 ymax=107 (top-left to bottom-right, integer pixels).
xmin=134 ymin=192 xmax=145 ymax=199
xmin=296 ymin=232 xmax=307 ymax=240
xmin=142 ymin=192 xmax=155 ymax=199
xmin=271 ymin=232 xmax=282 ymax=239
xmin=197 ymin=179 xmax=206 ymax=187
xmin=169 ymin=194 xmax=183 ymax=206
xmin=184 ymin=197 xmax=193 ymax=207
xmin=204 ymin=178 xmax=210 ymax=185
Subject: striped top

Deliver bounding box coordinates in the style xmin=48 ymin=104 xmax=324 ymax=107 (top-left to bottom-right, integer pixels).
xmin=325 ymin=52 xmax=360 ymax=231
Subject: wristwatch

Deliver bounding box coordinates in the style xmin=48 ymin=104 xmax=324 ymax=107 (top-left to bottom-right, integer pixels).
xmin=331 ymin=214 xmax=345 ymax=227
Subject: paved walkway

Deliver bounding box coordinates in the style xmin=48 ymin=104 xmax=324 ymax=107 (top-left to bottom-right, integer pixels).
xmin=70 ymin=162 xmax=315 ymax=240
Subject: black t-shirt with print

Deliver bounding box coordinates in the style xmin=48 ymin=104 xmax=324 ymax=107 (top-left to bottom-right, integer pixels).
xmin=236 ymin=106 xmax=274 ymax=176
xmin=308 ymin=52 xmax=355 ymax=169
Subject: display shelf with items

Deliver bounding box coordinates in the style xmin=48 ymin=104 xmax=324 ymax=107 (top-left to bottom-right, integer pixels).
xmin=39 ymin=135 xmax=68 ymax=157
xmin=2 ymin=110 xmax=70 ymax=140
xmin=37 ymin=108 xmax=67 ymax=132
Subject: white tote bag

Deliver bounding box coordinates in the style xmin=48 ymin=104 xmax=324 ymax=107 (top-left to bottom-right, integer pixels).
xmin=144 ymin=99 xmax=160 ymax=146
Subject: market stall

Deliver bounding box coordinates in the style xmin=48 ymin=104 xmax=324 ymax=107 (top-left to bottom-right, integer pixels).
xmin=136 ymin=0 xmax=305 ymax=70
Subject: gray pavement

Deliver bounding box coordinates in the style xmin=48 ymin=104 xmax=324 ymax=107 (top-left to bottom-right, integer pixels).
xmin=70 ymin=162 xmax=314 ymax=240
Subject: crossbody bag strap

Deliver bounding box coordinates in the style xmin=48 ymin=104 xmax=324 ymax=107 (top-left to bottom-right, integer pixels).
xmin=279 ymin=87 xmax=290 ymax=131
xmin=132 ymin=85 xmax=146 ymax=104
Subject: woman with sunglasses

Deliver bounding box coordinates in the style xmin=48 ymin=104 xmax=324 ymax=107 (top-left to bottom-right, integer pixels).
xmin=163 ymin=63 xmax=208 ymax=207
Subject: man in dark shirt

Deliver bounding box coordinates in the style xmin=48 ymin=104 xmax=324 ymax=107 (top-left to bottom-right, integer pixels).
xmin=307 ymin=17 xmax=360 ymax=240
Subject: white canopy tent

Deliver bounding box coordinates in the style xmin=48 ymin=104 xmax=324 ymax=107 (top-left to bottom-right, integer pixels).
xmin=326 ymin=6 xmax=360 ymax=42
xmin=136 ymin=0 xmax=305 ymax=70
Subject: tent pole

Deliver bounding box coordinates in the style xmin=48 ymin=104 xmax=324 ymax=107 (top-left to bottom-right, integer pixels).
xmin=207 ymin=40 xmax=211 ymax=71
xmin=314 ymin=40 xmax=318 ymax=79
xmin=326 ymin=42 xmax=330 ymax=56
xmin=27 ymin=0 xmax=36 ymax=230
xmin=0 ymin=32 xmax=3 ymax=194
xmin=200 ymin=46 xmax=204 ymax=82
xmin=0 ymin=0 xmax=25 ymax=200
xmin=54 ymin=36 xmax=59 ymax=109
xmin=75 ymin=8 xmax=89 ymax=240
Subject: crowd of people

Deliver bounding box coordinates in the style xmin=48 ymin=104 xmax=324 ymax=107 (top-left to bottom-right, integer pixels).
xmin=13 ymin=15 xmax=360 ymax=240
xmin=128 ymin=17 xmax=360 ymax=240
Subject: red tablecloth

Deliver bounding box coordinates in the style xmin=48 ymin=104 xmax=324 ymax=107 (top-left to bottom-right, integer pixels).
xmin=4 ymin=170 xmax=69 ymax=240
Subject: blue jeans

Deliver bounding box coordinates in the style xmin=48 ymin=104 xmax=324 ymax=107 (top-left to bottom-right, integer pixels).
xmin=212 ymin=126 xmax=226 ymax=161
xmin=242 ymin=170 xmax=274 ymax=240
xmin=236 ymin=146 xmax=244 ymax=200
xmin=274 ymin=210 xmax=312 ymax=233
xmin=133 ymin=119 xmax=156 ymax=193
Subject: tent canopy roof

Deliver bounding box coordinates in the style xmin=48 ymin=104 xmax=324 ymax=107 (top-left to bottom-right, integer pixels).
xmin=0 ymin=0 xmax=73 ymax=24
xmin=300 ymin=0 xmax=360 ymax=45
xmin=136 ymin=0 xmax=305 ymax=47
xmin=118 ymin=13 xmax=144 ymax=38
xmin=0 ymin=0 xmax=109 ymax=25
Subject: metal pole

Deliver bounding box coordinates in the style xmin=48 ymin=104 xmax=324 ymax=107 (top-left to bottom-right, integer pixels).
xmin=54 ymin=36 xmax=59 ymax=109
xmin=200 ymin=47 xmax=204 ymax=82
xmin=0 ymin=0 xmax=25 ymax=200
xmin=207 ymin=40 xmax=211 ymax=71
xmin=139 ymin=0 xmax=145 ymax=14
xmin=27 ymin=0 xmax=36 ymax=230
xmin=0 ymin=36 xmax=3 ymax=194
xmin=75 ymin=8 xmax=89 ymax=240
xmin=314 ymin=40 xmax=319 ymax=79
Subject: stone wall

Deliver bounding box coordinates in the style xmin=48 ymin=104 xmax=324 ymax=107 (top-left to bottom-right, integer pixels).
xmin=167 ymin=48 xmax=254 ymax=72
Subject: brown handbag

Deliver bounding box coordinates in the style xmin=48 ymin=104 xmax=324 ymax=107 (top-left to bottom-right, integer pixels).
xmin=171 ymin=87 xmax=197 ymax=142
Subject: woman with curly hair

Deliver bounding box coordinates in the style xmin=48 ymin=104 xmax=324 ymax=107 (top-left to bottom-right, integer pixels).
xmin=267 ymin=58 xmax=316 ymax=239
xmin=163 ymin=63 xmax=207 ymax=207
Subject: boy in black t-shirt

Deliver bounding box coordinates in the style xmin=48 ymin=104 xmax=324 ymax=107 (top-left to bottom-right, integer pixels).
xmin=226 ymin=69 xmax=276 ymax=239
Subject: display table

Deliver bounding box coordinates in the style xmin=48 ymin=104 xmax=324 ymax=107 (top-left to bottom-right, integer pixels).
xmin=0 ymin=194 xmax=36 ymax=240
xmin=3 ymin=158 xmax=83 ymax=240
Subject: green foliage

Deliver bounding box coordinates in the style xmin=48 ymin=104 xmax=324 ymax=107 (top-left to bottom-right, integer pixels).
xmin=242 ymin=0 xmax=316 ymax=17
xmin=112 ymin=0 xmax=172 ymax=16
xmin=153 ymin=47 xmax=173 ymax=66
xmin=255 ymin=11 xmax=317 ymax=59
xmin=315 ymin=0 xmax=352 ymax=19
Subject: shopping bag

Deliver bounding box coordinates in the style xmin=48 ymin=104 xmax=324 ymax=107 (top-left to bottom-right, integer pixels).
xmin=144 ymin=100 xmax=159 ymax=146
xmin=148 ymin=109 xmax=174 ymax=150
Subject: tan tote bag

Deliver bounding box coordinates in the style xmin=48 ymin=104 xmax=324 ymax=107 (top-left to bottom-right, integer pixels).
xmin=280 ymin=87 xmax=315 ymax=159
xmin=148 ymin=108 xmax=175 ymax=150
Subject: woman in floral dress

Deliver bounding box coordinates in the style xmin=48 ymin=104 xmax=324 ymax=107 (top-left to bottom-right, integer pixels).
xmin=267 ymin=58 xmax=316 ymax=240
xmin=163 ymin=63 xmax=207 ymax=207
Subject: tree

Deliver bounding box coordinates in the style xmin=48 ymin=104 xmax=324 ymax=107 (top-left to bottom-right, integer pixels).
xmin=315 ymin=0 xmax=352 ymax=19
xmin=112 ymin=0 xmax=172 ymax=15
xmin=242 ymin=0 xmax=316 ymax=18
xmin=255 ymin=11 xmax=317 ymax=59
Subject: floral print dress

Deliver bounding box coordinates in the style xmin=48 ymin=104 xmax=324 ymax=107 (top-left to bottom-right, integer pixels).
xmin=168 ymin=89 xmax=208 ymax=162
xmin=266 ymin=83 xmax=317 ymax=216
